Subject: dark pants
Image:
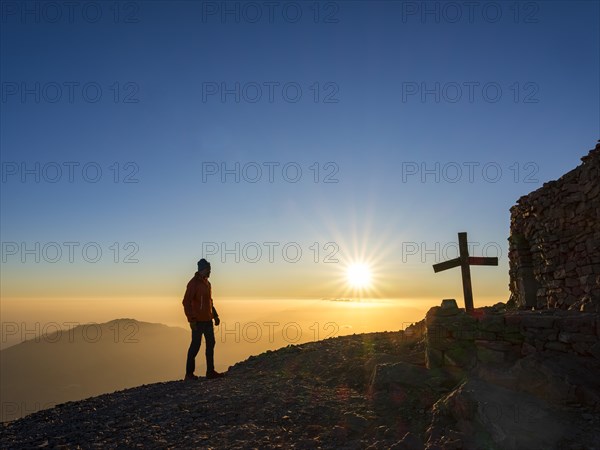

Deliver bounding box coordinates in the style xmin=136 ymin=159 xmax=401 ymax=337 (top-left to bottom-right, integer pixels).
xmin=186 ymin=321 xmax=215 ymax=375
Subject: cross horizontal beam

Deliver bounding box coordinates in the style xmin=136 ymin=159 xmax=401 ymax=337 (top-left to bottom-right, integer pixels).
xmin=468 ymin=256 xmax=498 ymax=266
xmin=432 ymin=256 xmax=497 ymax=273
xmin=432 ymin=258 xmax=461 ymax=273
xmin=432 ymin=232 xmax=498 ymax=312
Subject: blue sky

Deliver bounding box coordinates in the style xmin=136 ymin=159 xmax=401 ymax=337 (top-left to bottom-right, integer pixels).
xmin=1 ymin=1 xmax=599 ymax=303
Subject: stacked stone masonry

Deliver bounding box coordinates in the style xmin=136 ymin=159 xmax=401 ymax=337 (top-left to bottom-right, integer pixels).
xmin=425 ymin=300 xmax=600 ymax=371
xmin=508 ymin=141 xmax=600 ymax=310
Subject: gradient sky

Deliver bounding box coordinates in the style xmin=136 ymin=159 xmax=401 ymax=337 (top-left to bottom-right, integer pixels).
xmin=1 ymin=1 xmax=599 ymax=314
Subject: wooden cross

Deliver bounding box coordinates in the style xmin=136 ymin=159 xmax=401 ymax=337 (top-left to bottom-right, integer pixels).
xmin=432 ymin=232 xmax=498 ymax=312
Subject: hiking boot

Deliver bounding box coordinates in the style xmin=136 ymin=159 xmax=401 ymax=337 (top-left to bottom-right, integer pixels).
xmin=206 ymin=370 xmax=225 ymax=379
xmin=184 ymin=373 xmax=198 ymax=381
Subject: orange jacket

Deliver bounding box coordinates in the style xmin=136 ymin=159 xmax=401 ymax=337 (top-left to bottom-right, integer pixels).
xmin=182 ymin=272 xmax=218 ymax=322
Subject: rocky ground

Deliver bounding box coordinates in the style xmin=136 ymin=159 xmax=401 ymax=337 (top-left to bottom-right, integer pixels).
xmin=1 ymin=328 xmax=599 ymax=449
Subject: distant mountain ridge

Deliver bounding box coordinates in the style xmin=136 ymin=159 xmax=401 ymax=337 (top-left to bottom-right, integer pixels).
xmin=1 ymin=319 xmax=189 ymax=422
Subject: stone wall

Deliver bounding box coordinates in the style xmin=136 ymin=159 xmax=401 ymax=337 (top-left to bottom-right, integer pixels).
xmin=425 ymin=299 xmax=600 ymax=370
xmin=508 ymin=141 xmax=600 ymax=310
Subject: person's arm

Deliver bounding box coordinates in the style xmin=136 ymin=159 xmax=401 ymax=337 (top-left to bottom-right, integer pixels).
xmin=209 ymin=281 xmax=219 ymax=324
xmin=212 ymin=306 xmax=220 ymax=325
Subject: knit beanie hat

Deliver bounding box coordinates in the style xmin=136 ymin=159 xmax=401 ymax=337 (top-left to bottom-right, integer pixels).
xmin=197 ymin=258 xmax=211 ymax=271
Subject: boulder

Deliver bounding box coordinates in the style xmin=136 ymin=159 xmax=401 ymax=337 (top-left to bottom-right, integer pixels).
xmin=426 ymin=378 xmax=571 ymax=450
xmin=370 ymin=362 xmax=432 ymax=392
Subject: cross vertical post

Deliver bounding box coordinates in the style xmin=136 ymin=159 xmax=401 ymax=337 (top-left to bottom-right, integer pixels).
xmin=458 ymin=232 xmax=474 ymax=312
xmin=432 ymin=231 xmax=498 ymax=312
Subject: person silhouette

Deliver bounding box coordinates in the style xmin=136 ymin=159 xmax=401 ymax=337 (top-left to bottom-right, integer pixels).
xmin=182 ymin=258 xmax=225 ymax=380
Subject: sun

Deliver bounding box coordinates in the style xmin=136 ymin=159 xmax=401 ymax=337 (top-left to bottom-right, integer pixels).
xmin=346 ymin=263 xmax=372 ymax=289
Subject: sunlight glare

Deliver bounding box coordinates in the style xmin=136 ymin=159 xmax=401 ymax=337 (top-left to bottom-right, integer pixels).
xmin=346 ymin=263 xmax=372 ymax=289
